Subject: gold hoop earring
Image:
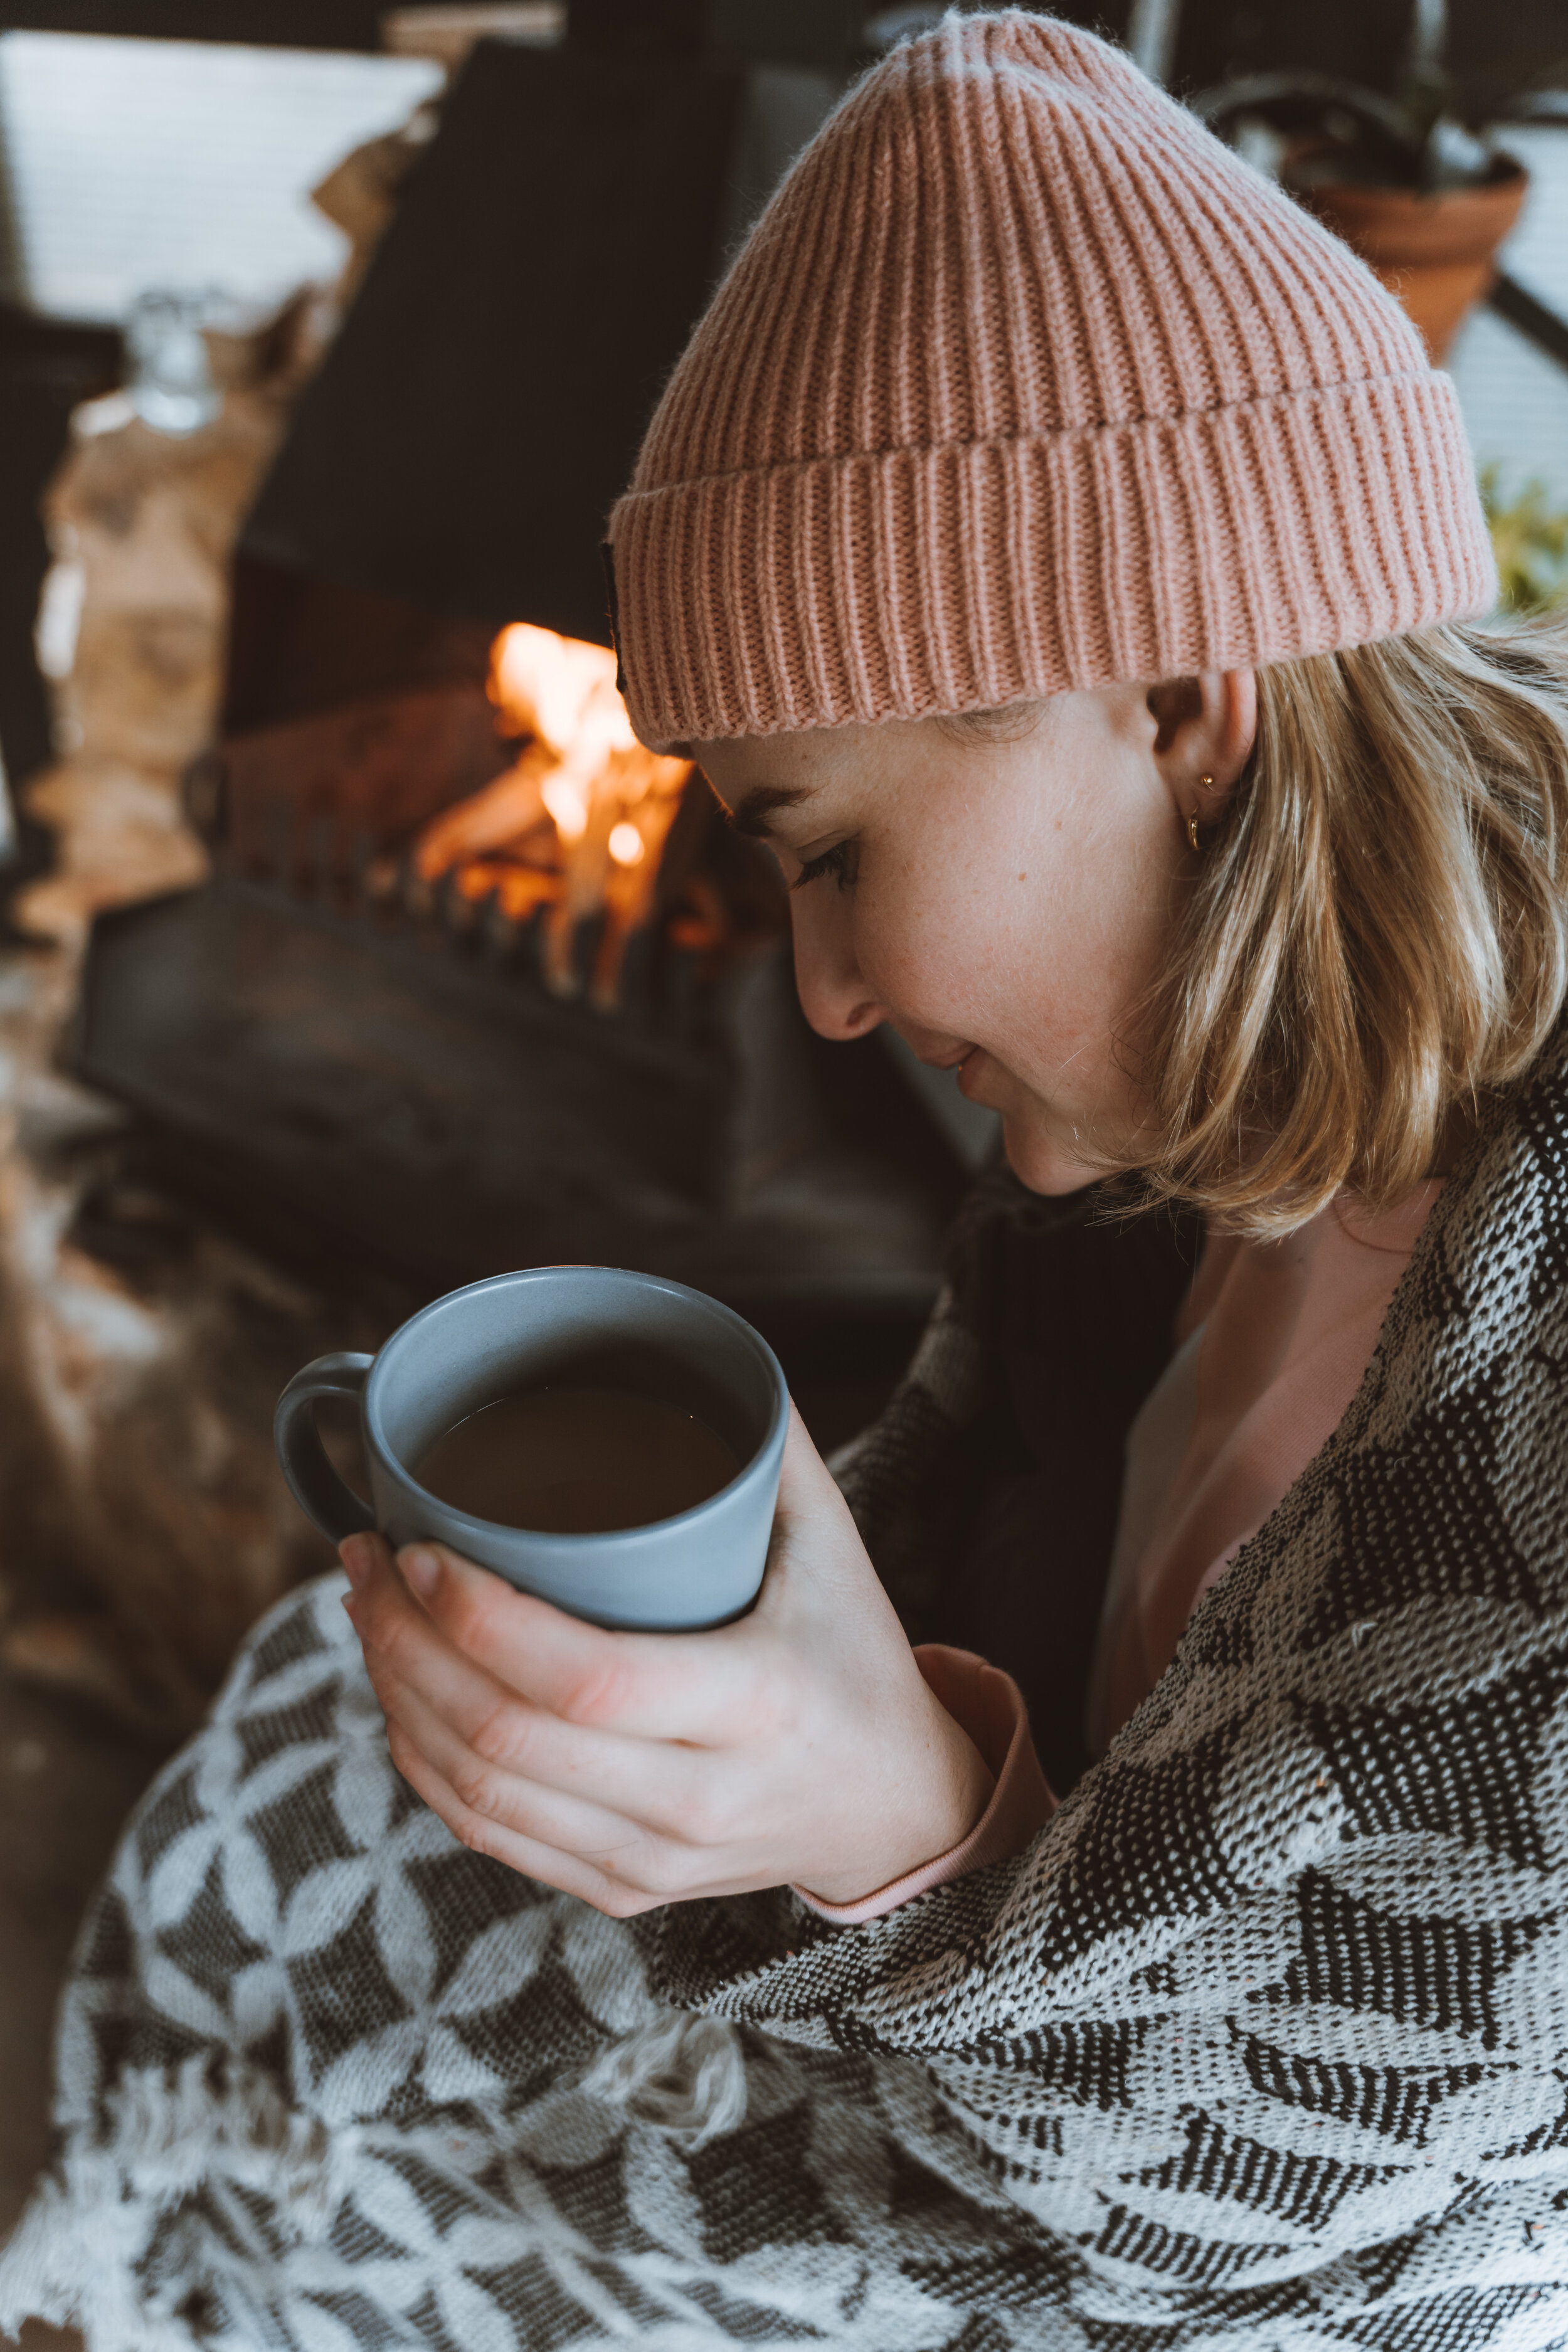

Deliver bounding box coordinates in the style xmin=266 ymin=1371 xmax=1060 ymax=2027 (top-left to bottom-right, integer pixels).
xmin=1186 ymin=776 xmax=1215 ymax=854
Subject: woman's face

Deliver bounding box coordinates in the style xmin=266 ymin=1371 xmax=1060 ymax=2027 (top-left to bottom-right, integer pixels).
xmin=695 ymin=676 xmax=1251 ymax=1195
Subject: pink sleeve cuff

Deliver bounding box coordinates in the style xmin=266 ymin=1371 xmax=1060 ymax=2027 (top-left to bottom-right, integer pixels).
xmin=792 ymin=1645 xmax=1057 ymax=1926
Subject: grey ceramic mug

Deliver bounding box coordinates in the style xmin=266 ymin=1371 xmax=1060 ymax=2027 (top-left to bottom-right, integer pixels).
xmin=273 ymin=1266 xmax=789 ymax=1631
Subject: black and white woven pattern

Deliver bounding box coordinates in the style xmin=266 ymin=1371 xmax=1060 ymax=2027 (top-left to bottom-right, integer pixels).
xmin=4 ymin=1044 xmax=1568 ymax=2348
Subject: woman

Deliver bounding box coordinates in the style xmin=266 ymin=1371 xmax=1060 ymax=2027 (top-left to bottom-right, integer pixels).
xmin=8 ymin=13 xmax=1568 ymax=2347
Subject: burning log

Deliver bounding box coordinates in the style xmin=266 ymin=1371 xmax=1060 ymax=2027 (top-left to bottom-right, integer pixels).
xmin=201 ymin=626 xmax=758 ymax=1025
xmin=413 ymin=738 xmax=554 ymax=872
xmin=411 ymin=621 xmax=694 ymax=1009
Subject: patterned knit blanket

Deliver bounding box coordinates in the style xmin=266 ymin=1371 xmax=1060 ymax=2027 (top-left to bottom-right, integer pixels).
xmin=4 ymin=1043 xmax=1568 ymax=2350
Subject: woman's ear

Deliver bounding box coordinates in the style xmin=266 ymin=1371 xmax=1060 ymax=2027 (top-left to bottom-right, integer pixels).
xmin=1146 ymin=670 xmax=1257 ymax=828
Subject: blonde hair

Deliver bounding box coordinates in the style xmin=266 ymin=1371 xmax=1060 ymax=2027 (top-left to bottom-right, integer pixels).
xmin=945 ymin=618 xmax=1568 ymax=1234
xmin=1141 ymin=619 xmax=1568 ymax=1234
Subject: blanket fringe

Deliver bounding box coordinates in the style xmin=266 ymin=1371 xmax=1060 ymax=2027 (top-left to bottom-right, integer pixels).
xmin=583 ymin=2013 xmax=748 ymax=2145
xmin=0 ymin=2057 xmax=357 ymax=2350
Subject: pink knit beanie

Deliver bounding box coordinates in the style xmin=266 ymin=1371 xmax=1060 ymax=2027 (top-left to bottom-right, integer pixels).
xmin=607 ymin=8 xmax=1495 ymax=749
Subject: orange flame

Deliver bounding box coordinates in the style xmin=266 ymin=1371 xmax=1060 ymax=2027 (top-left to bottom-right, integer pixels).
xmin=412 ymin=622 xmax=692 ymax=1005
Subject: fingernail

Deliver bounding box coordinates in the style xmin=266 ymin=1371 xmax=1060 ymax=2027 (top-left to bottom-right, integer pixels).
xmin=401 ymin=1546 xmax=439 ymax=1599
xmin=341 ymin=1593 xmax=361 ymax=1628
xmin=340 ymin=1535 xmax=375 ymax=1589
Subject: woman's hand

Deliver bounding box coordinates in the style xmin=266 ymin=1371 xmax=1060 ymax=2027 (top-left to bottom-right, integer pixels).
xmin=339 ymin=1404 xmax=992 ymax=1917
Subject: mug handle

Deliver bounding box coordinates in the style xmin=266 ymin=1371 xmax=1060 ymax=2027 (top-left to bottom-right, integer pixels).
xmin=274 ymin=1353 xmax=378 ymax=1545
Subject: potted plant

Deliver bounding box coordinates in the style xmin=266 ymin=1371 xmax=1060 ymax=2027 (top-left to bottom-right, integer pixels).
xmin=1192 ymin=0 xmax=1532 ymax=361
xmin=1480 ymin=466 xmax=1568 ymax=617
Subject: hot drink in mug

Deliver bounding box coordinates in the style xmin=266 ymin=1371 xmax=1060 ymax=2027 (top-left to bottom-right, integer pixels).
xmin=274 ymin=1266 xmax=788 ymax=1631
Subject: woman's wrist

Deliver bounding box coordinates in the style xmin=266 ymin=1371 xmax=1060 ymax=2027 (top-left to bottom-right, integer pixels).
xmin=800 ymin=1695 xmax=994 ymax=1907
xmin=793 ymin=1648 xmax=1056 ymax=1922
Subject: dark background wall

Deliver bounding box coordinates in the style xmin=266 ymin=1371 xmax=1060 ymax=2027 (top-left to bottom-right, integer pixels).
xmin=0 ymin=1 xmax=1562 ymax=114
xmin=0 ymin=3 xmax=391 ymax=43
xmin=1168 ymin=0 xmax=1568 ymax=113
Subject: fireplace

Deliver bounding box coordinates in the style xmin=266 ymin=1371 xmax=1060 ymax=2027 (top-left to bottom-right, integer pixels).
xmin=75 ymin=589 xmax=948 ymax=1304
xmin=68 ymin=14 xmax=979 ymax=1367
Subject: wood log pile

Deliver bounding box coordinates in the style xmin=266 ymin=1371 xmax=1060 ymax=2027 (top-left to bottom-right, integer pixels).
xmin=0 ymin=310 xmax=400 ymax=1731
xmin=0 ymin=949 xmax=384 ymax=1730
xmin=14 ymin=319 xmax=308 ymax=949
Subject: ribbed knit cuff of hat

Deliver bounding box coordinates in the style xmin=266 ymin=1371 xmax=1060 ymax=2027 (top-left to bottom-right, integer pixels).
xmin=611 ymin=370 xmax=1490 ymax=749
xmin=607 ymin=9 xmax=1496 ymax=753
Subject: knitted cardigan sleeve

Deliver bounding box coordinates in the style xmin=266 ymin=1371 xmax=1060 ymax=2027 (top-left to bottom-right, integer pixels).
xmin=648 ymin=1046 xmax=1568 ymax=2256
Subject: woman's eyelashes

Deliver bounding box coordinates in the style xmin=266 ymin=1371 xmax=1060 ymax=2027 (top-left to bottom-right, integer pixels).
xmin=790 ymin=838 xmax=860 ymax=893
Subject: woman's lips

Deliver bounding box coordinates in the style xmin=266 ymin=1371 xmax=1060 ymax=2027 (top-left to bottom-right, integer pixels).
xmin=955 ymin=1045 xmax=988 ymax=1100
xmin=913 ymin=1039 xmax=992 ymax=1102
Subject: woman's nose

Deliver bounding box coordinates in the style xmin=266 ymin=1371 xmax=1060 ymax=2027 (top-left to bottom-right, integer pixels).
xmin=789 ymin=892 xmax=888 ymax=1041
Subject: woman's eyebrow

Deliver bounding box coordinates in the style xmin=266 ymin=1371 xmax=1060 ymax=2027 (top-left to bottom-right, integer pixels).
xmin=726 ymin=781 xmax=814 ymax=838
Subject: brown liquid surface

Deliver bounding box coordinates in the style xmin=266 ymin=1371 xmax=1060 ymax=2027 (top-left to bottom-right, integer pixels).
xmin=413 ymin=1384 xmax=744 ymax=1534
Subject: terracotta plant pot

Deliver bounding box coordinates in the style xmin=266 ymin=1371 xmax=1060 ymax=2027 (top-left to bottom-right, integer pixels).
xmin=1301 ymin=155 xmax=1528 ymax=361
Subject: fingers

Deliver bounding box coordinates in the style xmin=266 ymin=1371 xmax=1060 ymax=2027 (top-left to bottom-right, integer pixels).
xmin=351 ymin=1552 xmax=755 ymax=1905
xmin=377 ymin=1665 xmax=662 ymax=1872
xmin=351 ymin=1575 xmax=722 ymax=1838
xmin=336 ymin=1411 xmax=953 ymax=1913
xmin=381 ymin=1722 xmax=656 ymax=1919
xmin=383 ymin=1715 xmax=787 ymax=1916
xmin=340 ymin=1530 xmax=393 ymax=1582
xmin=386 ymin=1540 xmax=775 ymax=1744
